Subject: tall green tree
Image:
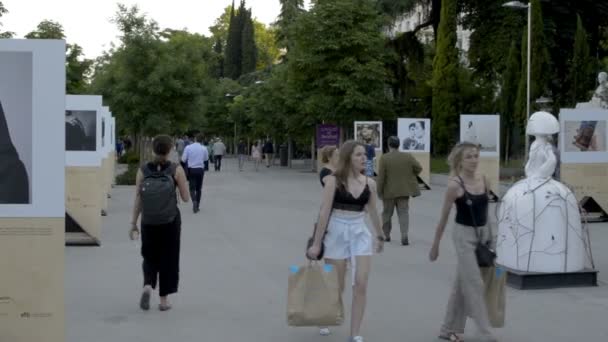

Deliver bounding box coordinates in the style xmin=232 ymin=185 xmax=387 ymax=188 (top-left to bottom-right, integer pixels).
xmin=500 ymin=41 xmax=520 ymax=159
xmin=213 ymin=37 xmax=224 ymax=78
xmin=26 ymin=20 xmax=93 ymax=94
xmin=567 ymin=14 xmax=594 ymax=105
xmin=275 ymin=0 xmax=304 ymax=53
xmin=514 ymin=0 xmax=551 ymax=131
xmin=431 ymin=0 xmax=460 ymax=155
xmin=289 ymin=0 xmax=390 ymax=136
xmin=224 ymin=1 xmax=242 ymax=79
xmin=0 ymin=1 xmax=13 ymax=38
xmin=240 ymin=7 xmax=257 ymax=74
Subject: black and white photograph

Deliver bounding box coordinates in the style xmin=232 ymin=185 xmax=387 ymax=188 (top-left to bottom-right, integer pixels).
xmin=66 ymin=110 xmax=97 ymax=151
xmin=398 ymin=118 xmax=430 ymax=153
xmin=101 ymin=116 xmax=106 ymax=148
xmin=354 ymin=121 xmax=382 ymax=150
xmin=564 ymin=120 xmax=607 ymax=153
xmin=460 ymin=114 xmax=500 ymax=156
xmin=0 ymin=51 xmax=32 ymax=204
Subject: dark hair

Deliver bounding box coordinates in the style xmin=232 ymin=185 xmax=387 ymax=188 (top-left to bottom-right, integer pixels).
xmin=153 ymin=135 xmax=173 ymax=157
xmin=417 ymin=121 xmax=425 ymax=130
xmin=388 ymin=136 xmax=400 ymax=149
xmin=408 ymin=123 xmax=416 ymax=129
xmin=196 ymin=133 xmax=205 ymax=142
xmin=320 ymin=145 xmax=337 ymax=163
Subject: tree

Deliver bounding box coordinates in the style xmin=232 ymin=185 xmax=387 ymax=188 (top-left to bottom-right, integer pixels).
xmin=514 ymin=0 xmax=551 ymax=132
xmin=275 ymin=0 xmax=304 ymax=53
xmin=0 ymin=1 xmax=13 ymax=38
xmin=224 ymin=1 xmax=242 ymax=79
xmin=431 ymin=0 xmax=460 ymax=155
xmin=289 ymin=0 xmax=391 ymax=137
xmin=240 ymin=7 xmax=257 ymax=74
xmin=25 ymin=20 xmax=93 ymax=94
xmin=253 ymin=21 xmax=279 ymax=70
xmin=25 ymin=20 xmax=65 ymax=39
xmin=500 ymin=41 xmax=520 ymax=159
xmin=567 ymin=14 xmax=594 ymax=105
xmin=213 ymin=37 xmax=224 ymax=78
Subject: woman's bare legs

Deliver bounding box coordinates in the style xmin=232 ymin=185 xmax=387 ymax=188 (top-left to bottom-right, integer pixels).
xmin=350 ymin=256 xmax=371 ymax=338
xmin=319 ymin=258 xmax=347 ymax=335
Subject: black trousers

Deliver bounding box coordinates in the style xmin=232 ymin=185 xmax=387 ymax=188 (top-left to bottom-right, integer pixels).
xmin=188 ymin=167 xmax=204 ymax=206
xmin=214 ymin=155 xmax=223 ymax=171
xmin=141 ymin=213 xmax=181 ymax=297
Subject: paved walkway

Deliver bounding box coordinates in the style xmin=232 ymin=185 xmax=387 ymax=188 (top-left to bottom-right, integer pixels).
xmin=66 ymin=158 xmax=608 ymax=342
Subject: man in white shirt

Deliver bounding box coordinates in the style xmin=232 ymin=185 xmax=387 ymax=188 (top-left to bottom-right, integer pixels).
xmin=212 ymin=138 xmax=227 ymax=171
xmin=181 ymin=134 xmax=209 ymax=213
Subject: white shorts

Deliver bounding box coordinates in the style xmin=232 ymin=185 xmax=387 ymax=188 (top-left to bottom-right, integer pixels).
xmin=323 ymin=211 xmax=373 ymax=260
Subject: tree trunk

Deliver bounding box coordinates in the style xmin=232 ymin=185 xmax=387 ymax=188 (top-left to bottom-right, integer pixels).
xmin=311 ymin=135 xmax=316 ymax=172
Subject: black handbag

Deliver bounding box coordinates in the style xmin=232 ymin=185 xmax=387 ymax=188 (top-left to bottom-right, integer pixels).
xmin=459 ymin=177 xmax=496 ymax=267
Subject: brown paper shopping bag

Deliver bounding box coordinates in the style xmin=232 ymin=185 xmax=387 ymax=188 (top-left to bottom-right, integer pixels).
xmin=287 ymin=262 xmax=344 ymax=327
xmin=481 ymin=266 xmax=506 ymax=328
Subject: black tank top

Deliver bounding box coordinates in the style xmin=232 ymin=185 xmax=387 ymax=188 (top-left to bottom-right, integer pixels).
xmin=332 ymin=178 xmax=370 ymax=212
xmin=454 ymin=176 xmax=488 ymax=227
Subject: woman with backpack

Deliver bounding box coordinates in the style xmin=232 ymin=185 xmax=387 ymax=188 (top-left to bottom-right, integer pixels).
xmin=129 ymin=135 xmax=190 ymax=311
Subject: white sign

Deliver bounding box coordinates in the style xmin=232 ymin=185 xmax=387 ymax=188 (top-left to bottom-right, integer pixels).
xmin=398 ymin=118 xmax=431 ymax=153
xmin=0 ymin=40 xmax=65 ymax=217
xmin=66 ymin=95 xmax=104 ymax=167
xmin=560 ymin=109 xmax=608 ymax=164
xmin=460 ymin=114 xmax=500 ymax=158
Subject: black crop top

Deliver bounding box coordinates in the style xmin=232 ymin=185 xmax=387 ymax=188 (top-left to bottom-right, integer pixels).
xmin=454 ymin=176 xmax=488 ymax=227
xmin=332 ymin=178 xmax=371 ymax=212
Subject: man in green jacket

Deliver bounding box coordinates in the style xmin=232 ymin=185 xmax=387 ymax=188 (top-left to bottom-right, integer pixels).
xmin=376 ymin=136 xmax=422 ymax=245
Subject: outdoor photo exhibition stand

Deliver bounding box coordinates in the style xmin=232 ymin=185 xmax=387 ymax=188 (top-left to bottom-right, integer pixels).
xmin=354 ymin=121 xmax=383 ymax=175
xmin=99 ymin=107 xmax=111 ymax=216
xmin=0 ymin=39 xmax=66 ymax=342
xmin=460 ymin=114 xmax=501 ymax=201
xmin=559 ymin=109 xmax=608 ymax=222
xmin=398 ymin=118 xmax=431 ymax=190
xmin=65 ymin=95 xmax=104 ymax=246
xmin=316 ymin=124 xmax=340 ymax=169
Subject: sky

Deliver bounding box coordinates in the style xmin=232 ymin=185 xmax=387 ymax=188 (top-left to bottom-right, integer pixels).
xmin=2 ymin=0 xmax=309 ymax=59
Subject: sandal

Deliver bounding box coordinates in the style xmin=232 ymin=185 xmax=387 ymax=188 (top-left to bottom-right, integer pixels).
xmin=158 ymin=303 xmax=172 ymax=311
xmin=439 ymin=332 xmax=464 ymax=342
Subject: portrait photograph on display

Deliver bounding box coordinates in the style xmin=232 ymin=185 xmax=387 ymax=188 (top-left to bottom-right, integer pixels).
xmin=460 ymin=115 xmax=500 ymax=156
xmin=564 ymin=120 xmax=607 ymax=152
xmin=101 ymin=117 xmax=106 ymax=148
xmin=66 ymin=110 xmax=97 ymax=151
xmin=354 ymin=121 xmax=382 ymax=150
xmin=0 ymin=51 xmax=33 ymax=204
xmin=398 ymin=118 xmax=430 ymax=152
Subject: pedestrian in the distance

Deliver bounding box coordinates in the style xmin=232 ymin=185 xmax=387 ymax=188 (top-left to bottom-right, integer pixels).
xmin=251 ymin=141 xmax=262 ymax=172
xmin=181 ymin=134 xmax=208 ymax=213
xmin=129 ymin=135 xmax=190 ymax=312
xmin=237 ymin=138 xmax=247 ymax=172
xmin=263 ymin=139 xmax=274 ymax=167
xmin=213 ymin=138 xmax=226 ymax=171
xmin=376 ymin=136 xmax=422 ymax=246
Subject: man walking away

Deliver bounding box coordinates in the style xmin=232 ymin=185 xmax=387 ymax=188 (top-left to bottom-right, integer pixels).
xmin=212 ymin=138 xmax=226 ymax=171
xmin=262 ymin=139 xmax=274 ymax=167
xmin=237 ymin=139 xmax=247 ymax=172
xmin=181 ymin=134 xmax=208 ymax=213
xmin=376 ymin=136 xmax=422 ymax=245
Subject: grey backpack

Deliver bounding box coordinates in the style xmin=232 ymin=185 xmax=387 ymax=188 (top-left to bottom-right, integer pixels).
xmin=140 ymin=163 xmax=178 ymax=225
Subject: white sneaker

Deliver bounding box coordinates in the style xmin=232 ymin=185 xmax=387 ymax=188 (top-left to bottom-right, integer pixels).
xmin=350 ymin=336 xmax=364 ymax=342
xmin=319 ymin=327 xmax=331 ymax=336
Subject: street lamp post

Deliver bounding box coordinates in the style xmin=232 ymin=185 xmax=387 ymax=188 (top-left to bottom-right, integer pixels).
xmin=503 ymin=0 xmax=531 ymax=162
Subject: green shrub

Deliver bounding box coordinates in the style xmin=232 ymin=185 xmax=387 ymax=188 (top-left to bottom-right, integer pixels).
xmin=115 ymin=163 xmax=138 ymax=185
xmin=118 ymin=151 xmax=139 ymax=165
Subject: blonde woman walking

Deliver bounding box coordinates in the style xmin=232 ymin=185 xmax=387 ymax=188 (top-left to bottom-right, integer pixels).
xmin=307 ymin=140 xmax=384 ymax=342
xmin=251 ymin=141 xmax=262 ymax=171
xmin=429 ymin=142 xmax=497 ymax=342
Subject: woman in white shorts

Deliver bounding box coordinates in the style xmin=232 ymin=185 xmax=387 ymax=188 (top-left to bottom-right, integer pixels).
xmin=307 ymin=140 xmax=385 ymax=342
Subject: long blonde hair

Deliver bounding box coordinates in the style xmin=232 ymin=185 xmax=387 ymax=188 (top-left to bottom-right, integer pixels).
xmin=320 ymin=145 xmax=337 ymax=164
xmin=447 ymin=142 xmax=480 ymax=176
xmin=333 ymin=140 xmax=364 ymax=189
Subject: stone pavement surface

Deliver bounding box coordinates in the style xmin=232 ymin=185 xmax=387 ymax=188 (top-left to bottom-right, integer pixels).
xmin=67 ymin=158 xmax=608 ymax=342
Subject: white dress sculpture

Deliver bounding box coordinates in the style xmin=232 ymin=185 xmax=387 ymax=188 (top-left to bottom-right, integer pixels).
xmin=496 ymin=112 xmax=591 ymax=273
xmin=576 ymin=71 xmax=608 ymax=109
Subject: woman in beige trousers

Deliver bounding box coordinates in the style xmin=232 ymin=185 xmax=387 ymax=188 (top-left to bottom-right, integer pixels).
xmin=429 ymin=142 xmax=497 ymax=342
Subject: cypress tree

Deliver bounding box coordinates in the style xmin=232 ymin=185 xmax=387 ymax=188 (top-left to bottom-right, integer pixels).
xmin=241 ymin=8 xmax=258 ymax=74
xmin=500 ymin=40 xmax=520 ymax=158
xmin=224 ymin=1 xmax=242 ymax=79
xmin=431 ymin=0 xmax=460 ymax=155
xmin=568 ymin=14 xmax=594 ymax=105
xmin=214 ymin=37 xmax=224 ymax=78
